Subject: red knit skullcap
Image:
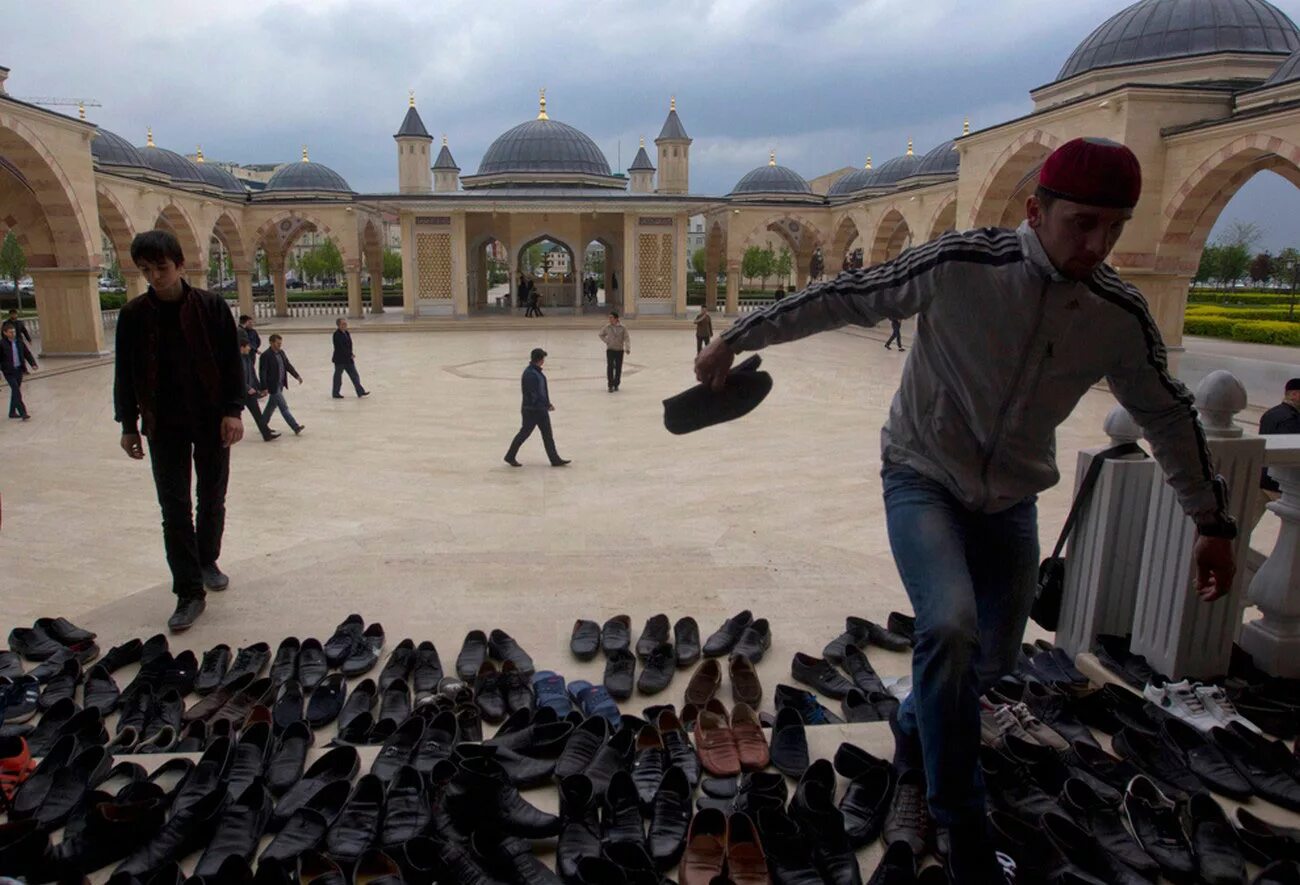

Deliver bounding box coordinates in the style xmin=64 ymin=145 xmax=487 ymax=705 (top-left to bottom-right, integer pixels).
xmin=1038 ymin=137 xmax=1142 ymax=209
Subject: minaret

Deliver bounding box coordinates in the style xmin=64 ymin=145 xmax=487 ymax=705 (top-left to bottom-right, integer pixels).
xmin=433 ymin=135 xmax=460 ymax=193
xmin=654 ymin=96 xmax=691 ymax=195
xmin=629 ymin=137 xmax=656 ymax=194
xmin=394 ymin=90 xmax=433 ymax=194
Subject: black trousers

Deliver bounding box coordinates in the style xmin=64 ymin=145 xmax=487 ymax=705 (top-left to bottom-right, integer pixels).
xmin=606 ymin=350 xmax=624 ymax=389
xmin=244 ymin=394 xmax=274 ymax=440
xmin=696 ymin=335 xmax=711 ymax=354
xmin=885 ymin=322 xmax=904 ymax=348
xmin=332 ymin=362 xmax=365 ymax=397
xmin=148 ymin=433 xmax=230 ymax=597
xmin=4 ymin=371 xmax=26 ymax=418
xmin=506 ymin=408 xmax=561 ymax=464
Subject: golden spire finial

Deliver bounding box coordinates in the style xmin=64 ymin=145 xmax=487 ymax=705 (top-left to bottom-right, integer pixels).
xmin=78 ymin=102 xmax=85 ymax=120
xmin=146 ymin=127 xmax=154 ymax=147
xmin=640 ymin=136 xmax=645 ymax=148
xmin=538 ymin=88 xmax=548 ymax=120
xmin=866 ymin=155 xmax=872 ymax=170
xmin=196 ymin=145 xmax=204 ymax=163
xmin=907 ymin=138 xmax=914 ymax=156
xmin=302 ymin=145 xmax=309 ymax=162
xmin=769 ymin=150 xmax=776 ymax=166
xmin=409 ymin=89 xmax=415 ymax=108
xmin=963 ymin=117 xmax=970 ymax=136
xmin=442 ymin=134 xmax=448 ymax=146
xmin=670 ymin=95 xmax=677 ymax=112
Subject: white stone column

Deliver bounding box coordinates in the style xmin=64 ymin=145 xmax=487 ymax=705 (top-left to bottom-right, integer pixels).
xmin=622 ymin=214 xmax=638 ymax=318
xmin=450 ymin=212 xmax=468 ymax=318
xmin=673 ymin=213 xmax=688 ymax=318
xmin=401 ymin=213 xmax=417 ymax=319
xmin=1130 ymin=371 xmax=1267 ymax=679
xmin=235 ymin=271 xmax=254 ymax=319
xmin=1056 ymin=406 xmax=1158 ymax=657
xmin=27 ymin=269 xmax=107 ymax=356
xmin=345 ymin=268 xmax=363 ymax=319
xmin=271 ymin=263 xmax=288 ymax=318
xmin=1240 ymin=436 xmax=1300 ymax=676
xmin=725 ymin=262 xmax=740 ymax=315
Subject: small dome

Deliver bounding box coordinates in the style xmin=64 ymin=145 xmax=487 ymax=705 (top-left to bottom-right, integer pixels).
xmin=137 ymin=142 xmax=206 ymax=185
xmin=906 ymin=140 xmax=960 ymax=179
xmin=867 ymin=153 xmax=923 ymax=187
xmin=828 ymin=167 xmax=874 ymax=197
xmin=91 ymin=129 xmax=149 ymax=171
xmin=730 ymin=160 xmax=812 ymax=196
xmin=265 ymin=159 xmax=353 ymax=194
xmin=1265 ymin=46 xmax=1300 ymax=83
xmin=1057 ymin=0 xmax=1300 ymax=83
xmin=194 ymin=161 xmax=247 ymax=196
xmin=477 ymin=118 xmax=612 ymax=177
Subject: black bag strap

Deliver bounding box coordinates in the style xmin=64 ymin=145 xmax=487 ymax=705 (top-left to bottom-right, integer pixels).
xmin=1048 ymin=442 xmax=1148 ymax=560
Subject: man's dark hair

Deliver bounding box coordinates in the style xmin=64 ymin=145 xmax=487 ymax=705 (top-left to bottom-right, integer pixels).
xmin=609 ymin=310 xmax=619 ymax=319
xmin=1034 ymin=186 xmax=1057 ymax=211
xmin=239 ymin=314 xmax=252 ymax=324
xmin=336 ymin=317 xmax=346 ymax=328
xmin=6 ymin=309 xmax=16 ymax=316
xmin=1 ymin=321 xmax=14 ymax=332
xmin=269 ymin=333 xmax=283 ymax=343
xmin=130 ymin=230 xmax=184 ymax=266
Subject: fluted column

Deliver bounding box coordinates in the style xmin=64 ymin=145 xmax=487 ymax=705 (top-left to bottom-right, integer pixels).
xmin=1241 ymin=438 xmax=1300 ymax=676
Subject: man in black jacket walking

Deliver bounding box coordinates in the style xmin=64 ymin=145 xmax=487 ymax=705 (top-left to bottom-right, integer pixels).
xmin=1 ymin=320 xmax=37 ymax=419
xmin=1254 ymin=377 xmax=1300 ymax=527
xmin=114 ymin=230 xmax=244 ymax=632
xmin=240 ymin=333 xmax=278 ymax=442
xmin=5 ymin=309 xmax=31 ymax=344
xmin=504 ymin=348 xmax=570 ymax=467
xmin=331 ymin=317 xmax=369 ymax=399
xmin=258 ymin=334 xmax=305 ymax=436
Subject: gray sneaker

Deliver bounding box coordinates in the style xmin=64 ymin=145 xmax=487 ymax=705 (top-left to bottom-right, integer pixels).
xmin=200 ymin=564 xmax=229 ymax=592
xmin=168 ymin=597 xmax=206 ymax=633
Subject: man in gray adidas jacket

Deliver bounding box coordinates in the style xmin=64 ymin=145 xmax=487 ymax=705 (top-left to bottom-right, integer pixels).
xmin=697 ymin=137 xmax=1236 ymax=884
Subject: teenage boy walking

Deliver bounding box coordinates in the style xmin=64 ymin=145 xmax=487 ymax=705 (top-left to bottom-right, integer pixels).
xmin=259 ymin=334 xmax=305 ymax=435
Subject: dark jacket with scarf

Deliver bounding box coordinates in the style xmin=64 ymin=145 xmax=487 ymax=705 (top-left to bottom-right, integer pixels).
xmin=113 ymin=283 xmax=243 ymax=438
xmin=520 ymin=363 xmax=551 ymax=411
xmin=259 ymin=348 xmax=301 ymax=395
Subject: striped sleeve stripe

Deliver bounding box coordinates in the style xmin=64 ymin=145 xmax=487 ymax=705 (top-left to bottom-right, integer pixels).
xmin=725 ymin=228 xmax=1023 ymax=340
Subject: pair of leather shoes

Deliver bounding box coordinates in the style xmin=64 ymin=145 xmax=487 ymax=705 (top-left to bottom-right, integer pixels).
xmin=702 ymin=610 xmax=753 ymax=657
xmin=824 ymin=616 xmax=910 ymax=664
xmin=792 ymin=652 xmax=854 ymax=699
xmin=679 ymin=808 xmax=769 ymax=885
xmin=697 ymin=701 xmax=769 ymax=776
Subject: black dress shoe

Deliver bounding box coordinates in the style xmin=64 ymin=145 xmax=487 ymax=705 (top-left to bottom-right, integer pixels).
xmin=731 ymin=618 xmax=771 ymax=663
xmin=326 ymin=773 xmax=386 ymax=867
xmin=1114 ymin=727 xmax=1201 ymax=797
xmin=601 ymin=615 xmax=633 ymax=655
xmin=584 ymin=725 xmax=635 ymax=800
xmin=342 ymin=623 xmax=385 ymax=677
xmin=770 ymin=706 xmax=810 ymax=779
xmin=378 ymin=638 xmax=415 ymax=691
xmin=1065 ymin=739 xmax=1145 ymax=797
xmin=193 ymin=781 xmax=273 ymax=877
xmin=841 ymin=765 xmax=892 ymax=847
xmin=489 ymin=628 xmax=535 ymax=675
xmin=637 ymin=643 xmax=676 ymax=696
xmin=270 ymin=637 xmax=300 ymax=688
xmin=37 ymin=657 xmax=81 ymax=711
xmin=259 ymin=779 xmax=349 ymax=865
xmin=571 ymin=620 xmax=601 ymax=661
xmin=1159 ymin=718 xmax=1252 ymax=800
xmin=1212 ymin=726 xmax=1300 ymax=812
xmin=410 ymin=640 xmax=443 ymax=698
xmin=379 ymin=764 xmax=430 ymax=849
xmin=602 ymin=768 xmax=644 ymax=844
xmin=556 ymin=715 xmax=609 ymax=779
xmin=195 ymin=644 xmax=231 ymax=695
xmin=674 ymin=617 xmax=701 ymax=668
xmin=271 ymin=680 xmax=304 ymax=733
xmin=449 ymin=755 xmax=561 ymax=837
xmin=636 ymin=614 xmax=671 ymax=659
xmin=475 ymin=661 xmax=509 ymax=723
xmin=35 ymin=744 xmax=109 ymax=830
xmin=791 ymin=652 xmax=853 ymax=699
xmin=166 ymin=596 xmax=205 ymax=633
xmin=324 ymin=614 xmax=364 ymax=668
xmin=9 ymin=625 xmax=65 ymax=661
xmin=1122 ymin=775 xmax=1196 ymax=882
xmin=272 ymin=745 xmax=360 ymax=831
xmin=307 ymin=673 xmax=346 ymax=729
xmin=1256 ymin=861 xmax=1300 ymax=884
xmin=339 ymin=678 xmax=377 ymax=733
xmin=883 ymin=768 xmax=931 ymax=858
xmin=886 ymin=611 xmax=915 ymax=643
xmin=371 ymin=716 xmax=424 ymax=783
xmin=1041 ymin=810 xmax=1148 ymax=885
xmin=1186 ymin=791 xmax=1247 ymax=885
xmin=558 ymin=774 xmax=603 ymax=881
xmin=52 ymin=795 xmax=166 ymax=877
xmin=457 ymin=629 xmax=489 ymax=681
xmin=647 ymin=765 xmax=692 ymax=868
xmin=267 ymin=719 xmax=313 ymax=796
xmin=867 ymin=840 xmax=915 ymax=884
xmin=658 ymin=708 xmax=701 ymax=788
xmin=502 ymin=660 xmax=535 ymax=714
xmin=630 ymin=726 xmax=667 ymax=808
xmin=755 ymin=807 xmax=822 ymax=884
xmin=1235 ymin=807 xmax=1300 ymax=866
xmin=296 ymin=638 xmax=327 ymax=690
xmin=702 ymin=610 xmax=753 ymax=658
xmin=115 ymin=784 xmax=225 ymax=875
xmin=224 ymin=642 xmax=271 ymax=685
xmin=98 ymin=638 xmax=143 ymax=675
xmin=227 ymin=720 xmax=273 ymax=800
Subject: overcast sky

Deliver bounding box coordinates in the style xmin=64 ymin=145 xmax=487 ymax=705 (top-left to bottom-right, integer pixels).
xmin=6 ymin=0 xmax=1300 ymax=250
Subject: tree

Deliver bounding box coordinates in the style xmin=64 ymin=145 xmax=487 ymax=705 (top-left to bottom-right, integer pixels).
xmin=691 ymin=248 xmax=708 ymax=277
xmin=0 ymin=232 xmax=27 ymax=310
xmin=316 ymin=238 xmax=343 ymax=281
xmin=774 ymin=247 xmax=793 ymax=288
xmin=1218 ymin=242 xmax=1252 ymax=291
xmin=741 ymin=246 xmax=764 ymax=286
xmin=1194 ymin=245 xmax=1221 ymax=286
xmin=1279 ymin=247 xmax=1300 ymax=320
xmin=757 ymin=246 xmax=776 ymax=290
xmin=208 ymin=250 xmax=232 ymax=286
xmin=1221 ymin=221 xmax=1264 ymax=252
xmin=382 ymin=249 xmax=402 ymax=283
xmin=1250 ymin=251 xmax=1275 ymax=286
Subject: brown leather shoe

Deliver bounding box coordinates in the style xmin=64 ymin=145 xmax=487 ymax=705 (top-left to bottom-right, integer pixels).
xmin=679 ymin=807 xmax=728 ymax=885
xmin=684 ymin=659 xmax=722 ymax=707
xmin=726 ymin=811 xmax=770 ymax=884
xmin=731 ymin=703 xmax=770 ymax=772
xmin=183 ymin=672 xmax=254 ymax=724
xmin=695 ymin=704 xmax=740 ymax=777
xmin=209 ymin=677 xmax=273 ymax=727
xmin=730 ymin=656 xmax=762 ymax=706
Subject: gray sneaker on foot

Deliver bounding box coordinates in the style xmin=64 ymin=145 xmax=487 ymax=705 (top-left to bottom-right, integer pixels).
xmin=168 ymin=597 xmax=206 ymax=633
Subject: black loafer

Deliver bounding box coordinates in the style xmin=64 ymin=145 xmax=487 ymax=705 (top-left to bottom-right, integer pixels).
xmin=702 ymin=610 xmax=753 ymax=658
xmin=193 ymin=781 xmax=273 ymax=878
xmin=9 ymin=625 xmax=65 ymax=661
xmin=269 ymin=638 xmax=300 ymax=688
xmin=35 ymin=617 xmax=96 ymax=646
xmin=636 ymin=614 xmax=671 ymax=660
xmin=323 ymin=614 xmax=364 ymax=668
xmin=380 ymin=764 xmax=430 ymax=848
xmin=370 ymin=716 xmax=424 ymax=784
xmin=571 ymin=620 xmax=601 ymax=661
xmin=297 ymin=638 xmax=328 ymax=690
xmin=674 ymin=617 xmax=701 ymax=668
xmin=791 ymin=652 xmax=853 ymax=700
xmin=378 ymin=639 xmax=415 ymax=691
xmin=267 ymin=720 xmax=314 ymax=796
xmin=411 ymin=640 xmax=444 ymax=698
xmin=271 ymin=681 xmax=305 ymax=733
xmin=338 ymin=678 xmax=377 ymax=733
xmin=456 ymin=630 xmax=489 ymax=681
xmin=731 ymin=619 xmax=772 ymax=664
xmin=600 ymin=615 xmax=632 ymax=655
xmin=307 ymin=674 xmax=347 ymax=729
xmin=195 ymin=645 xmax=231 ymax=695
xmin=272 ymin=745 xmax=360 ymax=831
xmin=325 ymin=774 xmax=386 ymax=867
xmin=770 ymin=707 xmax=810 ymax=779
xmin=488 ymin=629 xmax=535 ymax=676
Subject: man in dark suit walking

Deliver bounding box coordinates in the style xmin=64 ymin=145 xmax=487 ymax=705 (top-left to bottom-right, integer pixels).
xmin=504 ymin=348 xmax=570 ymax=467
xmin=331 ymin=317 xmax=369 ymax=399
xmin=239 ymin=333 xmax=278 ymax=442
xmin=258 ymin=334 xmax=305 ymax=435
xmin=6 ymin=309 xmax=32 ymax=344
xmin=1 ymin=320 xmax=37 ymax=420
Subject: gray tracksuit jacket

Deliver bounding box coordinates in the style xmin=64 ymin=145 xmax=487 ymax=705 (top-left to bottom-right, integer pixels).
xmin=721 ymin=222 xmax=1230 ymax=527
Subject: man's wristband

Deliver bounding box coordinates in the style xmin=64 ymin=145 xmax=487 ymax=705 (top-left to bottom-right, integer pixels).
xmin=1196 ymin=517 xmax=1238 ymax=540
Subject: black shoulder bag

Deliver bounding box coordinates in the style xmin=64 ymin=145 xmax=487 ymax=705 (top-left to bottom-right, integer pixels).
xmin=1031 ymin=441 xmax=1148 ymax=631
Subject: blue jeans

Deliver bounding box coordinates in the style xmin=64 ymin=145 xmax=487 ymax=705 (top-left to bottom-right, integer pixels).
xmin=264 ymin=391 xmax=301 ymax=432
xmin=882 ymin=464 xmax=1039 ymax=827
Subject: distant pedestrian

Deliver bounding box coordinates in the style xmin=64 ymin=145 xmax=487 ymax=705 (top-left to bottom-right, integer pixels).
xmin=239 ymin=333 xmax=278 ymax=442
xmin=331 ymin=317 xmax=369 ymax=399
xmin=5 ymin=309 xmax=31 ymax=344
xmin=529 ymin=282 xmax=544 ymax=318
xmin=239 ymin=315 xmax=261 ymax=357
xmin=259 ymin=334 xmax=305 ymax=435
xmin=1 ymin=320 xmax=37 ymax=420
xmin=694 ymin=305 xmax=713 ymax=355
xmin=1253 ymin=377 xmax=1300 ymax=528
xmin=504 ymin=347 xmax=569 ymax=467
xmin=885 ymin=318 xmax=905 ymax=351
xmin=599 ymin=310 xmax=630 ymax=392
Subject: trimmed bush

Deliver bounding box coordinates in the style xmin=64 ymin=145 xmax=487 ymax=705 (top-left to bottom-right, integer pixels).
xmin=1229 ymin=321 xmax=1300 ymax=346
xmin=1184 ymin=317 xmax=1238 ymax=338
xmin=1189 ymin=291 xmax=1299 ymax=306
xmin=99 ymin=293 xmax=128 ymax=310
xmin=1186 ymin=305 xmax=1300 ymax=322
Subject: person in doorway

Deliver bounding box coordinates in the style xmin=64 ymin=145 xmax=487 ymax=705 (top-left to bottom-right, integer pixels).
xmin=504 ymin=347 xmax=569 ymax=467
xmin=695 ymin=137 xmax=1237 ymax=884
xmin=331 ymin=317 xmax=369 ymax=399
xmin=1 ymin=321 xmax=37 ymax=420
xmin=239 ymin=315 xmax=261 ymax=359
xmin=114 ymin=230 xmax=245 ymax=632
xmin=5 ymin=309 xmax=31 ymax=344
xmin=530 ymin=282 xmax=544 ymax=318
xmin=1254 ymin=377 xmax=1300 ymax=528
xmin=599 ymin=310 xmax=630 ymax=392
xmin=884 ymin=317 xmax=905 ymax=351
xmin=259 ymin=334 xmax=305 ymax=436
xmin=239 ymin=333 xmax=278 ymax=442
xmin=695 ymin=304 xmax=714 ymax=355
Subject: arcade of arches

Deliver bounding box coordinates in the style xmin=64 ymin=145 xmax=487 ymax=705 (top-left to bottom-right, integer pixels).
xmin=9 ymin=0 xmax=1300 ymax=355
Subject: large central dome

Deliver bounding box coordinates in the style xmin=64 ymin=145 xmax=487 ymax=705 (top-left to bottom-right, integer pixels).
xmin=1057 ymin=0 xmax=1299 ymax=83
xmin=476 ymin=118 xmax=613 ymax=177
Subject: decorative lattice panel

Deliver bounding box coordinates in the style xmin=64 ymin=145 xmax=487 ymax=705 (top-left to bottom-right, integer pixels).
xmin=637 ymin=233 xmax=672 ymax=299
xmin=417 ymin=233 xmax=452 ymax=300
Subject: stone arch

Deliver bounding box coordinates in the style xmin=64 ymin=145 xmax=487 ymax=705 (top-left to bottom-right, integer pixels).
xmin=829 ymin=213 xmax=863 ymax=272
xmin=0 ymin=112 xmax=96 ymax=267
xmin=868 ymin=207 xmax=912 ymax=264
xmin=1157 ymin=133 xmax=1300 ymax=276
xmin=155 ymin=203 xmax=202 ymax=267
xmin=704 ymin=220 xmax=726 ymax=310
xmin=211 ymin=211 xmax=249 ymax=272
xmin=735 ymin=212 xmax=826 ymax=257
xmin=969 ymin=129 xmax=1063 ymax=229
xmin=95 ymin=185 xmax=136 ymax=269
xmin=925 ymin=194 xmax=958 ymax=242
xmin=517 ymin=233 xmax=579 ymax=310
xmin=0 ymin=163 xmax=58 ymax=267
xmin=253 ymin=210 xmax=353 ymax=268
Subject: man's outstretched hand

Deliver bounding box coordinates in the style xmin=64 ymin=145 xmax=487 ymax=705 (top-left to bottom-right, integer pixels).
xmin=1193 ymin=535 xmax=1236 ymax=602
xmin=695 ymin=338 xmax=736 ymax=392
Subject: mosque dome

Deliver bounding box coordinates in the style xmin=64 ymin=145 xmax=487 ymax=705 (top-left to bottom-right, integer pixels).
xmin=264 ymin=154 xmax=353 ymax=194
xmin=136 ymin=136 xmax=206 ymax=185
xmin=1057 ymin=0 xmax=1300 ymax=83
xmin=91 ymin=128 xmax=150 ymax=172
xmin=194 ymin=155 xmax=247 ymax=196
xmin=1264 ymin=46 xmax=1300 ymax=84
xmin=907 ymin=140 xmax=960 ymax=178
xmin=730 ymin=155 xmax=813 ymax=196
xmin=476 ymin=118 xmax=613 ymax=177
xmin=867 ymin=152 xmax=923 ymax=188
xmin=828 ymin=166 xmax=874 ymax=197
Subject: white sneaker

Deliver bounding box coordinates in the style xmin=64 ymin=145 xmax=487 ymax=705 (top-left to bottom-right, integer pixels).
xmin=1194 ymin=684 xmax=1263 ymax=734
xmin=1143 ymin=679 xmax=1220 ymax=731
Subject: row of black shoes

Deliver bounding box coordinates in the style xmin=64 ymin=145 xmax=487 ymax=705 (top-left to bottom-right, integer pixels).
xmin=569 ymin=614 xmax=707 ymax=701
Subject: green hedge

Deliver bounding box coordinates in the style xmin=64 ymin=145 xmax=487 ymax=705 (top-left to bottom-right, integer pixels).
xmin=1183 ymin=317 xmax=1238 ymax=337
xmin=1186 ymin=305 xmax=1300 ymax=322
xmin=1228 ymin=321 xmax=1300 ymax=345
xmin=1189 ymin=291 xmax=1299 ymax=306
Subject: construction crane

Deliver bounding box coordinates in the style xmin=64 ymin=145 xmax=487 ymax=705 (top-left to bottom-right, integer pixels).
xmin=14 ymin=97 xmax=102 ymax=119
